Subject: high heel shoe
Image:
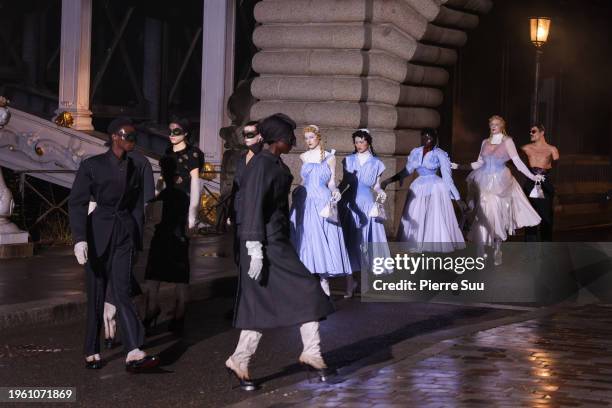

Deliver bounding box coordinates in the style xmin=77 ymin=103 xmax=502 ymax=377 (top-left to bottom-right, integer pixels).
xmin=299 ymin=354 xmax=334 ymax=382
xmin=225 ymin=367 xmax=257 ymax=391
xmin=299 ymin=361 xmax=334 ymax=382
xmin=125 ymin=355 xmax=160 ymax=373
xmin=143 ymin=308 xmax=161 ymax=330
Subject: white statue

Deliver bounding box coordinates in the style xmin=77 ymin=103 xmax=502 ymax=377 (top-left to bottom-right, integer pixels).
xmin=0 ymin=97 xmax=29 ymax=245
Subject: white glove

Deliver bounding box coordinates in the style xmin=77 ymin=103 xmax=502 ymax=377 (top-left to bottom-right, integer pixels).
xmin=450 ymin=162 xmax=459 ymax=170
xmin=375 ymin=189 xmax=387 ymax=204
xmin=74 ymin=241 xmax=88 ymax=265
xmin=331 ymin=189 xmax=341 ymax=203
xmin=103 ymin=302 xmax=117 ymax=340
xmin=245 ymin=241 xmax=264 ymax=281
xmin=188 ymin=210 xmax=197 ymax=230
xmin=534 ymin=174 xmax=546 ymax=183
xmin=87 ymin=201 xmax=97 ymax=215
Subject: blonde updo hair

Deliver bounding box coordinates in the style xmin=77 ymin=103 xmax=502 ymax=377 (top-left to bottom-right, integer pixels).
xmin=488 ymin=115 xmax=509 ymax=139
xmin=304 ymin=124 xmax=325 ymax=162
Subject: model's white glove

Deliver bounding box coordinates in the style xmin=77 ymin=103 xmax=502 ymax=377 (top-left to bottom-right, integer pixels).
xmin=450 ymin=162 xmax=459 ymax=170
xmin=245 ymin=241 xmax=264 ymax=281
xmin=375 ymin=189 xmax=387 ymax=204
xmin=188 ymin=212 xmax=197 ymax=230
xmin=103 ymin=302 xmax=117 ymax=340
xmin=534 ymin=174 xmax=546 ymax=183
xmin=74 ymin=241 xmax=88 ymax=265
xmin=331 ymin=189 xmax=341 ymax=203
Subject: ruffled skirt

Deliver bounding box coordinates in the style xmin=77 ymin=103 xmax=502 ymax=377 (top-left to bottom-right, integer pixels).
xmin=397 ymin=175 xmax=465 ymax=253
xmin=466 ymin=166 xmax=541 ymax=246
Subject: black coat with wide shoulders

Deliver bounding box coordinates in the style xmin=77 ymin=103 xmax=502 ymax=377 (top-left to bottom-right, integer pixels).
xmin=234 ymin=150 xmax=334 ymax=329
xmin=69 ymin=149 xmax=153 ymax=257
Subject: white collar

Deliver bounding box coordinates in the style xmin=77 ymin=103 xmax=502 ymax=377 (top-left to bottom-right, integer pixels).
xmin=490 ymin=133 xmax=504 ymax=145
xmin=357 ymin=150 xmax=371 ymax=165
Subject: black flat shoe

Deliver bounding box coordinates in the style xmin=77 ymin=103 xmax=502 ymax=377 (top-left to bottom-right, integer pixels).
xmin=125 ymin=355 xmax=160 ymax=373
xmin=85 ymin=359 xmax=104 ymax=369
xmin=104 ymin=338 xmax=114 ymax=349
xmin=225 ymin=367 xmax=257 ymax=391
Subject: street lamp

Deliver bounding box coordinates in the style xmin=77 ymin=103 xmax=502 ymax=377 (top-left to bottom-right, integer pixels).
xmin=529 ymin=17 xmax=551 ymax=124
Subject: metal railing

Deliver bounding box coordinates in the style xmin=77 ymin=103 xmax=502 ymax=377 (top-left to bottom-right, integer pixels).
xmin=11 ymin=168 xmax=227 ymax=233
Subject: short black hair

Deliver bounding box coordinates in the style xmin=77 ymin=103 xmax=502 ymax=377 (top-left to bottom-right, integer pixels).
xmin=169 ymin=116 xmax=191 ymax=134
xmin=532 ymin=123 xmax=545 ymax=133
xmin=421 ymin=127 xmax=439 ymax=145
xmin=107 ymin=116 xmax=133 ymax=136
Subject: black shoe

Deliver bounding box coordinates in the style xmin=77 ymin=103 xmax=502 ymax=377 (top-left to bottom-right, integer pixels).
xmin=104 ymin=338 xmax=114 ymax=349
xmin=85 ymin=359 xmax=104 ymax=369
xmin=225 ymin=367 xmax=257 ymax=391
xmin=125 ymin=355 xmax=160 ymax=373
xmin=301 ymin=362 xmax=335 ymax=382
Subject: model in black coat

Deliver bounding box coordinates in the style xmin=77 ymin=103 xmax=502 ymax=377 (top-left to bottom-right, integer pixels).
xmin=69 ymin=118 xmax=158 ymax=372
xmin=225 ymin=113 xmax=334 ymax=391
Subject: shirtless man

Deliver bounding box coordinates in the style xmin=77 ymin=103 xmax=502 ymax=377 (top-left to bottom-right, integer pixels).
xmin=521 ymin=124 xmax=560 ymax=241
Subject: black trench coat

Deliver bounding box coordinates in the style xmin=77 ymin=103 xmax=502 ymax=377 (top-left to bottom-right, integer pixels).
xmin=234 ymin=150 xmax=334 ymax=329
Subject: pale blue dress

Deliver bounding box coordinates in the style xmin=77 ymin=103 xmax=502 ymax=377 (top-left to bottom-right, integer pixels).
xmin=290 ymin=153 xmax=351 ymax=277
xmin=340 ymin=153 xmax=391 ymax=274
xmin=397 ymin=146 xmax=465 ymax=253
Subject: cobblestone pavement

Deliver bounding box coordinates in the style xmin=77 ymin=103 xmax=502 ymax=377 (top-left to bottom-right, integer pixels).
xmin=234 ymin=304 xmax=612 ymax=408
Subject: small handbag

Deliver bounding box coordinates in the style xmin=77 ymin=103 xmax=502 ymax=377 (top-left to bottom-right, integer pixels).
xmin=368 ymin=201 xmax=387 ymax=221
xmin=319 ymin=200 xmax=339 ymax=223
xmin=529 ymin=180 xmax=545 ymax=199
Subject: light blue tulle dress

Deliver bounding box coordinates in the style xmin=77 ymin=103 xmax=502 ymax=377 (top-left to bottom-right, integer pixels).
xmin=340 ymin=153 xmax=391 ymax=274
xmin=290 ymin=152 xmax=352 ymax=277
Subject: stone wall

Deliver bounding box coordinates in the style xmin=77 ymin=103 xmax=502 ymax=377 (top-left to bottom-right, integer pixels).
xmin=248 ymin=0 xmax=493 ymax=232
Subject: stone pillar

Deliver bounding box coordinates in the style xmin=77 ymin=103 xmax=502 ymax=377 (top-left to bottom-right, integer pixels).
xmin=249 ymin=0 xmax=493 ymax=231
xmin=57 ymin=0 xmax=93 ymax=131
xmin=199 ymin=0 xmax=234 ymax=167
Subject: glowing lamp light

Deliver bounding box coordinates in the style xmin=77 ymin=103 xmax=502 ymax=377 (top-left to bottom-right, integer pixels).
xmin=530 ymin=17 xmax=551 ymax=48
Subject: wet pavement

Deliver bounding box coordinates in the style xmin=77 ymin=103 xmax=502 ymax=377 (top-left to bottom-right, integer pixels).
xmin=0 ymin=294 xmax=519 ymax=407
xmin=0 ymin=233 xmax=234 ymax=306
xmin=236 ymin=303 xmax=612 ymax=408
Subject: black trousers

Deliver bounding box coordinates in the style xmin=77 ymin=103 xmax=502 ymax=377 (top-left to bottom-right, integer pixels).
xmin=523 ymin=179 xmax=555 ymax=242
xmin=84 ymin=220 xmax=144 ymax=356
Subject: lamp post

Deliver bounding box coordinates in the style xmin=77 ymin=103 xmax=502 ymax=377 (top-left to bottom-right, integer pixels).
xmin=529 ymin=17 xmax=551 ymax=124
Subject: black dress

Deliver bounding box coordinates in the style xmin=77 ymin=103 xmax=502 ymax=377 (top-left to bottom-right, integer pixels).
xmin=145 ymin=144 xmax=204 ymax=283
xmin=234 ymin=150 xmax=334 ymax=329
